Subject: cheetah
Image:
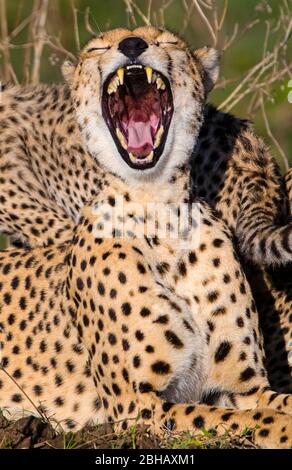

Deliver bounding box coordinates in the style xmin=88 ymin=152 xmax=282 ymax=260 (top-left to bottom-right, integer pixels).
xmin=0 ymin=27 xmax=292 ymax=449
xmin=1 ymin=30 xmax=292 ymax=396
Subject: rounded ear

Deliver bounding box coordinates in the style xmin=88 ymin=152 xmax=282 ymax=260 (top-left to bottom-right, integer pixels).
xmin=194 ymin=46 xmax=220 ymax=93
xmin=62 ymin=60 xmax=76 ymax=84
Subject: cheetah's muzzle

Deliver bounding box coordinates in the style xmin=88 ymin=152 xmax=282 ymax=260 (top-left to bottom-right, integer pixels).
xmin=102 ymin=64 xmax=173 ymax=170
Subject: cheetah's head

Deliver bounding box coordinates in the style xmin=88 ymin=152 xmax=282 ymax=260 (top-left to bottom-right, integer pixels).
xmin=64 ymin=27 xmax=219 ymax=183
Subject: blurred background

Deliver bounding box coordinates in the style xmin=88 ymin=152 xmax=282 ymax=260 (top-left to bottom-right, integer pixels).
xmin=0 ymin=0 xmax=291 ymax=248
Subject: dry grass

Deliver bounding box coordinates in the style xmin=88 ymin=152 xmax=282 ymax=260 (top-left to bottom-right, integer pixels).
xmin=0 ymin=413 xmax=258 ymax=449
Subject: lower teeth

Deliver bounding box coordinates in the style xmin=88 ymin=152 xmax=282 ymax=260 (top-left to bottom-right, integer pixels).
xmin=129 ymin=151 xmax=154 ymax=164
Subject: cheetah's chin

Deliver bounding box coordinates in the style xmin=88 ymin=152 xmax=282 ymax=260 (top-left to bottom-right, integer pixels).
xmin=102 ymin=64 xmax=173 ymax=170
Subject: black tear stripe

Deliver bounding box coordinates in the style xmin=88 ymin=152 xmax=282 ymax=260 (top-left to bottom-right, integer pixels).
xmin=98 ymin=64 xmax=103 ymax=82
xmin=281 ymin=226 xmax=292 ymax=254
xmin=165 ymin=52 xmax=173 ymax=81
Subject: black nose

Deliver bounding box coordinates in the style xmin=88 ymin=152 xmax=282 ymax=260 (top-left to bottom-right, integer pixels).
xmin=118 ymin=36 xmax=148 ymax=60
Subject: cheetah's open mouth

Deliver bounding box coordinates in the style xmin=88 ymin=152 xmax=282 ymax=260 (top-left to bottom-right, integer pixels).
xmin=102 ymin=65 xmax=173 ymax=170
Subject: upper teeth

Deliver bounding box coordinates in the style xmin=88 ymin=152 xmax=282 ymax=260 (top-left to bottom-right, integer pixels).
xmin=126 ymin=65 xmax=143 ymax=70
xmin=107 ymin=66 xmax=166 ymax=94
xmin=107 ymin=75 xmax=119 ymax=94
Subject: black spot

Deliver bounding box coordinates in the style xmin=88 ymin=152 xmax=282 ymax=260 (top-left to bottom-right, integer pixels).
xmin=108 ymin=333 xmax=117 ymax=345
xmin=162 ymin=402 xmax=174 ymax=412
xmin=140 ymin=307 xmax=151 ymax=317
xmin=221 ymin=412 xmax=233 ymax=421
xmin=137 ymin=262 xmax=146 ymax=274
xmin=151 ymin=361 xmax=170 ymax=374
xmin=193 ymin=416 xmax=205 ymax=429
xmin=76 ymin=277 xmax=84 ymax=291
xmin=97 ymin=282 xmax=105 ymax=296
xmin=177 ymin=261 xmax=187 ymax=276
xmin=213 ymin=238 xmax=224 ymax=247
xmin=133 ymin=355 xmax=141 ymax=368
xmin=118 ymin=272 xmax=127 ymax=284
xmin=153 ymin=315 xmax=168 ymax=324
xmin=240 ymin=367 xmax=256 ymax=381
xmin=139 ymin=382 xmax=153 ymax=393
xmin=185 ymin=406 xmax=195 ymax=415
xmin=165 ymin=330 xmax=184 ymax=349
xmin=207 ymin=291 xmax=219 ymax=302
xmin=135 ymin=330 xmax=144 ymax=341
xmin=112 ymin=383 xmax=121 ymax=396
xmin=259 ymin=428 xmax=269 ymax=438
xmin=214 ymin=341 xmax=232 ymax=362
xmin=121 ymin=302 xmax=131 ymax=316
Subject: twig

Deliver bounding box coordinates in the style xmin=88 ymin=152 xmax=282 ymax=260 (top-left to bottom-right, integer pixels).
xmin=123 ymin=0 xmax=151 ymax=25
xmin=23 ymin=0 xmax=39 ymax=84
xmin=0 ymin=367 xmax=46 ymax=421
xmin=222 ymin=22 xmax=238 ymax=51
xmin=192 ymin=0 xmax=217 ymax=45
xmin=123 ymin=0 xmax=138 ymax=26
xmin=84 ymin=7 xmax=97 ymax=36
xmin=260 ymin=94 xmax=289 ymax=171
xmin=218 ymin=53 xmax=274 ymax=110
xmin=45 ymin=35 xmax=76 ymax=62
xmin=31 ymin=0 xmax=49 ymax=84
xmin=71 ymin=0 xmax=80 ymax=52
xmin=147 ymin=0 xmax=153 ymax=24
xmin=0 ymin=0 xmax=11 ymax=82
xmin=9 ymin=9 xmax=38 ymax=39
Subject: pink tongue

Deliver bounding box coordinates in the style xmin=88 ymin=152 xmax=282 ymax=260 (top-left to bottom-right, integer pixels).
xmin=127 ymin=120 xmax=153 ymax=156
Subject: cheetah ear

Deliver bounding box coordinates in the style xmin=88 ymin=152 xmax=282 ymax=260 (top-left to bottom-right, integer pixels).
xmin=62 ymin=60 xmax=76 ymax=84
xmin=194 ymin=46 xmax=220 ymax=93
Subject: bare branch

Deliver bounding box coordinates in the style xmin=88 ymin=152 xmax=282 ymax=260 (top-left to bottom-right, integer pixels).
xmin=192 ymin=0 xmax=217 ymax=45
xmin=44 ymin=35 xmax=76 ymax=62
xmin=260 ymin=94 xmax=289 ymax=171
xmin=84 ymin=7 xmax=97 ymax=36
xmin=31 ymin=0 xmax=49 ymax=84
xmin=0 ymin=0 xmax=11 ymax=82
xmin=71 ymin=0 xmax=80 ymax=52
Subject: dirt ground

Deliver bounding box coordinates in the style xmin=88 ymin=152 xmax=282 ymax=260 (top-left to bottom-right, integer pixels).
xmin=0 ymin=414 xmax=257 ymax=449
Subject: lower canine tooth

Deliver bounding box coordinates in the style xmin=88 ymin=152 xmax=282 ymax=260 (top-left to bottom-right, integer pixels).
xmin=116 ymin=128 xmax=127 ymax=149
xmin=156 ymin=77 xmax=166 ymax=90
xmin=129 ymin=153 xmax=137 ymax=163
xmin=145 ymin=66 xmax=153 ymax=84
xmin=154 ymin=126 xmax=164 ymax=148
xmin=146 ymin=151 xmax=154 ymax=161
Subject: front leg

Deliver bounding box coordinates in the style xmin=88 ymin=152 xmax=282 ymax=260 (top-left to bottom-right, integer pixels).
xmin=173 ymin=206 xmax=292 ymax=415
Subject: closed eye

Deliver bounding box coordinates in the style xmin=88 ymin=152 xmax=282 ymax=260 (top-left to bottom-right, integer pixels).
xmin=86 ymin=46 xmax=111 ymax=53
xmin=155 ymin=41 xmax=178 ymax=46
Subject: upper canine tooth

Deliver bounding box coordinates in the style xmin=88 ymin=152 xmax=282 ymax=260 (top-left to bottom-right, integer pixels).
xmin=117 ymin=68 xmax=124 ymax=85
xmin=145 ymin=66 xmax=153 ymax=84
xmin=156 ymin=77 xmax=166 ymax=90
